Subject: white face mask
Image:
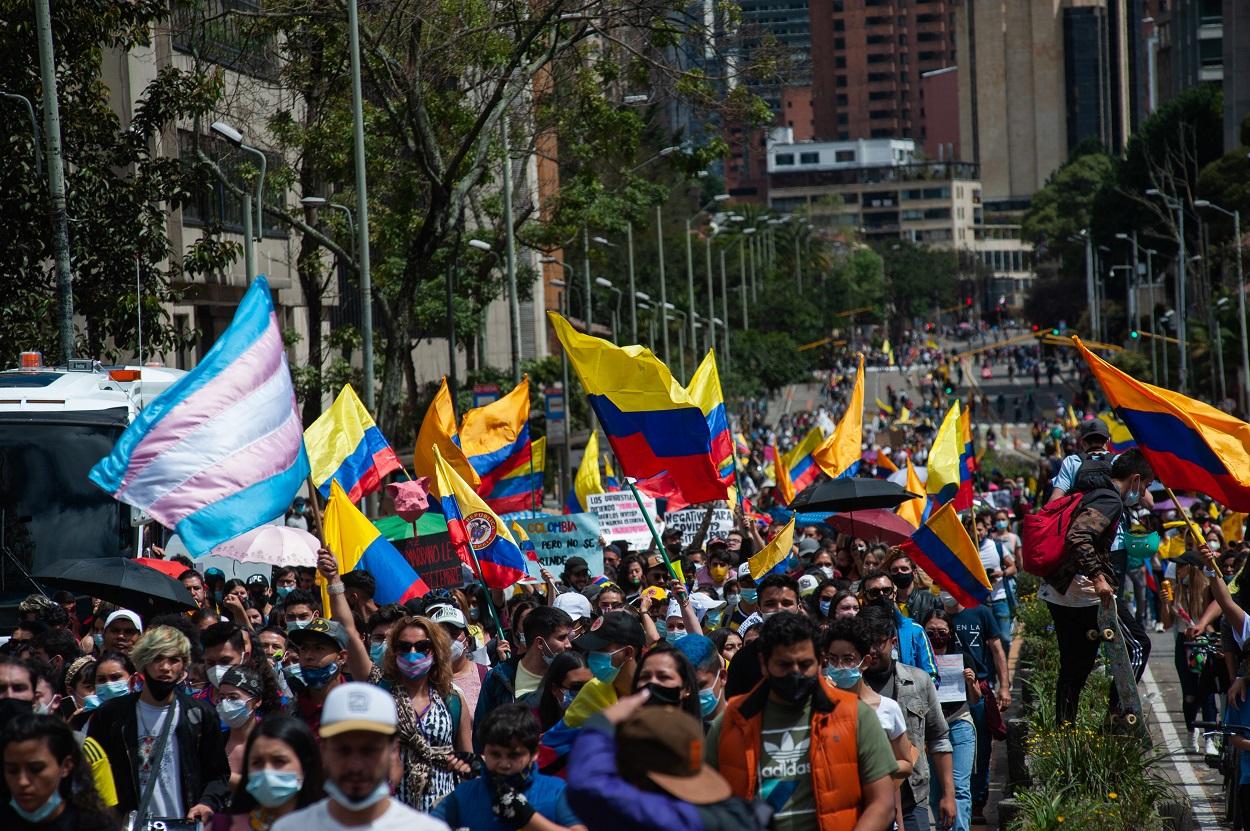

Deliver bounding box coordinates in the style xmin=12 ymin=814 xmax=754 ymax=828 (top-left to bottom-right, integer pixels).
xmin=207 ymin=664 xmax=231 ymax=688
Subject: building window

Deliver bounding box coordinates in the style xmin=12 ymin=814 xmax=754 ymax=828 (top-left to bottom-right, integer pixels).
xmin=870 ymin=109 xmax=894 ymax=119
xmin=799 ymin=152 xmax=820 ymax=164
xmin=924 ymin=208 xmax=951 ymax=220
xmin=775 ymin=153 xmax=795 ymax=166
xmin=869 ymin=91 xmax=893 ymax=101
xmin=837 ymin=114 xmax=849 ymax=125
xmin=836 ymin=76 xmax=849 ymax=88
xmin=835 ymin=37 xmax=846 ymax=49
xmin=867 ymin=53 xmax=891 ymax=64
xmin=178 ymin=129 xmax=287 ymax=238
xmin=835 ymin=56 xmax=847 ymax=68
xmin=835 ymin=149 xmax=856 ymax=162
xmin=836 ymin=94 xmax=849 ymax=105
xmin=171 ymin=1 xmax=278 ymax=80
xmin=834 ymin=19 xmax=845 ymax=32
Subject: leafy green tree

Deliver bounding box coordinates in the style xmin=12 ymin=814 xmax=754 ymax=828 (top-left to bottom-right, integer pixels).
xmin=872 ymin=239 xmax=958 ymax=341
xmin=0 ymin=1 xmax=230 ymax=363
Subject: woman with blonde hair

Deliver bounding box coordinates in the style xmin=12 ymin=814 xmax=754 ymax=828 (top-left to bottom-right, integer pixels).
xmin=318 ymin=551 xmax=472 ymax=811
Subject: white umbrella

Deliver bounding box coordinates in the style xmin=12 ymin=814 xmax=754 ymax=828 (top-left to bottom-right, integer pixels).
xmin=208 ymin=524 xmax=320 ymax=567
xmin=887 ymin=466 xmax=927 ymax=487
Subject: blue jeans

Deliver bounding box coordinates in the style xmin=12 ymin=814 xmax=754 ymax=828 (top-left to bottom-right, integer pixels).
xmin=931 ymin=717 xmax=975 ymax=831
xmin=990 ymin=597 xmax=1013 ymax=658
xmin=969 ymin=697 xmax=992 ymax=808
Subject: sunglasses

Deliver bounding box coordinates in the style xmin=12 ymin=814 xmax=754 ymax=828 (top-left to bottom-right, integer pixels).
xmin=394 ymin=640 xmax=434 ymax=654
xmin=865 ymin=586 xmax=895 ymax=599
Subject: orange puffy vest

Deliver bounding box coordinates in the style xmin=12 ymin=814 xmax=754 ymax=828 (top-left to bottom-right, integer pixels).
xmin=717 ymin=675 xmax=862 ymax=831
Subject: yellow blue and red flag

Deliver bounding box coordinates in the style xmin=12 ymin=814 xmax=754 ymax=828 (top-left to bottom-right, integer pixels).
xmin=1075 ymin=337 xmax=1250 ymax=511
xmin=511 ymin=521 xmax=539 ymax=564
xmin=565 ymin=431 xmax=605 ymax=514
xmin=414 ymin=377 xmax=479 ymax=495
xmin=784 ymin=426 xmax=827 ymax=494
xmin=900 ymin=502 xmax=991 ymax=607
xmin=305 ymin=385 xmax=402 ymax=503
xmin=432 ymin=445 xmax=528 ymax=589
xmin=324 ymin=479 xmax=429 ymax=603
xmin=687 ymin=350 xmax=735 ymax=486
xmin=1097 ymin=410 xmax=1137 ymax=453
xmin=549 ymin=313 xmax=727 ymax=505
xmin=927 ymin=401 xmax=970 ymax=510
xmin=749 ymin=515 xmax=796 ymax=580
xmin=459 ymin=381 xmax=543 ymax=514
xmin=814 ymin=353 xmax=864 ymax=479
xmin=771 ymin=440 xmax=796 ymax=507
xmin=958 ymin=401 xmax=977 ymax=498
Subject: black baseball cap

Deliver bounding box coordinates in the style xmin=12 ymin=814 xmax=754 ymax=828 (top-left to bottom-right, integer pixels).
xmin=563 ymin=556 xmax=590 ymax=576
xmin=246 ymin=574 xmax=269 ymax=588
xmin=1078 ymin=420 xmax=1110 ymax=440
xmin=573 ymin=611 xmax=646 ymax=652
xmin=287 ymin=618 xmax=348 ymax=651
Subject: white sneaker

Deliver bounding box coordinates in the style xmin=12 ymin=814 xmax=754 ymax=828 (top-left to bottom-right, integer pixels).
xmin=1153 ymin=621 xmax=1164 ymax=632
xmin=1205 ymin=738 xmax=1220 ymax=757
xmin=1193 ymin=727 xmax=1204 ymax=753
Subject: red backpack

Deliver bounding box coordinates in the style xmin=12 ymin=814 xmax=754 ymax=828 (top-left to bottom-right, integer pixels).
xmin=1020 ymin=493 xmax=1085 ymax=577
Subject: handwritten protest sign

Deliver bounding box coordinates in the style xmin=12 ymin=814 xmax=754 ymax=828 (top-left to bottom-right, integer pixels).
xmin=513 ymin=512 xmax=603 ymax=577
xmin=399 ymin=532 xmax=464 ymax=590
xmin=934 ymin=654 xmax=967 ymax=704
xmin=586 ymin=491 xmax=658 ymax=550
xmin=663 ymin=506 xmax=734 ymax=547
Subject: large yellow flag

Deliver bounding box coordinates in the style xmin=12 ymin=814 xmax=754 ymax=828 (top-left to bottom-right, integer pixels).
xmin=813 ymin=353 xmax=864 ymax=479
xmin=749 ymin=515 xmax=796 ymax=580
xmin=772 ymin=440 xmax=795 ymax=506
xmin=927 ymin=401 xmax=962 ymax=506
xmin=413 ymin=377 xmax=479 ymax=495
xmin=898 ymin=458 xmax=926 ymax=529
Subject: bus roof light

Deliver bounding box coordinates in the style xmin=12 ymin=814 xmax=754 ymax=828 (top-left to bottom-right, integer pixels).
xmin=18 ymin=351 xmax=42 ymax=370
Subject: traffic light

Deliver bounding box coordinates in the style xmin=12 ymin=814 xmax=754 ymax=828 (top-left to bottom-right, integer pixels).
xmin=965 ymin=296 xmax=973 ymax=306
xmin=1051 ymin=328 xmax=1061 ymax=336
xmin=1129 ymin=329 xmax=1139 ymax=340
xmin=1031 ymin=324 xmax=1039 ymax=333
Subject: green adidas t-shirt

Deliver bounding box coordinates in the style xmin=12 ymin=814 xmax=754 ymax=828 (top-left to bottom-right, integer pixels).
xmin=705 ymin=696 xmax=897 ymax=831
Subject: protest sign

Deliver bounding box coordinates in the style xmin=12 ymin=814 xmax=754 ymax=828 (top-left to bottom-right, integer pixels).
xmin=664 ymin=505 xmax=734 ymax=547
xmin=513 ymin=512 xmax=603 ymax=577
xmin=399 ymin=531 xmax=464 ymax=591
xmin=934 ymin=654 xmax=967 ymax=704
xmin=586 ymin=491 xmax=658 ymax=550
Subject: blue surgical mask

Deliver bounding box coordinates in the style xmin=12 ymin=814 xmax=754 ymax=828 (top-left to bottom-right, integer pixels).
xmin=587 ymin=650 xmax=622 ymax=683
xmin=653 ymin=619 xmax=668 ymax=640
xmin=325 ymin=778 xmax=389 ymax=812
xmin=724 ymin=593 xmax=741 ymax=608
xmin=369 ymin=642 xmax=387 ymax=665
xmin=10 ymin=790 xmax=62 ymax=824
xmin=81 ymin=694 xmax=101 ymax=711
xmin=699 ymin=683 xmax=721 ymax=718
xmin=246 ymin=769 xmax=303 ymax=808
xmin=300 ymin=661 xmax=339 ymax=689
xmin=824 ymin=665 xmax=862 ymax=690
xmin=286 ymin=620 xmax=312 ymax=631
xmin=276 ymin=586 xmax=294 ymax=600
xmin=665 ymin=627 xmax=686 ymax=644
xmin=560 ymin=688 xmax=577 ymax=710
xmin=1124 ymin=487 xmax=1142 ymax=507
xmin=819 ymin=598 xmax=833 ymax=617
xmin=92 ymin=633 xmax=104 ymax=651
xmin=994 ymin=520 xmax=1008 ymax=531
xmin=740 ymin=588 xmax=757 ymax=604
xmin=96 ymin=679 xmax=130 ymax=701
xmin=217 ymin=698 xmax=253 ymax=728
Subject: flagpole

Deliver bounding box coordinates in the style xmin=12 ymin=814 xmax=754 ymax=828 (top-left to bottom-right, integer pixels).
xmin=624 ymin=477 xmax=679 ymax=582
xmin=1164 ymin=484 xmax=1215 ymax=565
xmin=305 ymin=476 xmax=333 ymax=619
xmin=461 ymin=541 xmax=507 ymax=640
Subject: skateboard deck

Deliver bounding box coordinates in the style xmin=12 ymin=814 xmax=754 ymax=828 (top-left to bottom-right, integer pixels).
xmin=1086 ymin=599 xmax=1147 ymax=736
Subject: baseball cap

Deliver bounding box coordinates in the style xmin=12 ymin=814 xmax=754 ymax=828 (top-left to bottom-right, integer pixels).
xmin=287 ymin=618 xmax=348 ymax=651
xmin=105 ymin=610 xmax=143 ymax=633
xmin=319 ymin=682 xmax=397 ymax=738
xmin=563 ymin=556 xmax=590 ymax=576
xmin=797 ymin=537 xmax=821 ymax=556
xmin=205 ymin=568 xmax=225 ymax=579
xmin=617 ymin=706 xmax=732 ymax=804
xmin=554 ymin=591 xmax=593 ymax=622
xmin=573 ymin=611 xmax=646 ymax=652
xmin=645 ymin=553 xmax=668 ymax=571
xmin=797 ymin=574 xmax=820 ymax=597
xmin=246 ymin=574 xmax=269 ymax=589
xmin=1079 ymin=419 xmax=1110 ymax=439
xmin=427 ymin=604 xmax=468 ymax=630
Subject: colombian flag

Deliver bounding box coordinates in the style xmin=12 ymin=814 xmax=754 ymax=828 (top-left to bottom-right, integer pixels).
xmin=687 ymin=350 xmax=735 ymax=485
xmin=927 ymin=402 xmax=969 ymax=510
xmin=749 ymin=515 xmax=796 ymax=580
xmin=304 ymin=385 xmax=402 ymax=503
xmin=432 ymin=446 xmax=529 ymax=589
xmin=323 ymin=479 xmax=428 ymax=604
xmin=414 ymin=377 xmax=479 ymax=495
xmin=814 ymin=353 xmax=864 ymax=479
xmin=900 ymin=502 xmax=991 ymax=608
xmin=565 ymin=431 xmax=605 ymax=513
xmin=459 ymin=382 xmax=544 ymax=514
xmin=549 ymin=313 xmax=727 ymax=505
xmin=784 ymin=426 xmax=826 ymax=494
xmin=603 ymin=455 xmax=620 ymax=492
xmin=958 ymin=402 xmax=976 ymax=503
xmin=772 ymin=440 xmax=796 ymax=506
xmin=1098 ymin=410 xmax=1138 ymax=453
xmin=1075 ymin=337 xmax=1250 ymax=511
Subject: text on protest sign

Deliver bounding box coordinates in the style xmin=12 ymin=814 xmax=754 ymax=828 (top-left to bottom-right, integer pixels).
xmin=663 ymin=505 xmax=734 ymax=548
xmin=513 ymin=512 xmax=604 ymax=577
xmin=586 ymin=491 xmax=658 ymax=551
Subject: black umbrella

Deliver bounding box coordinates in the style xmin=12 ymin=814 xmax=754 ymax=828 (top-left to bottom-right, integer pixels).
xmin=33 ymin=557 xmax=196 ymax=614
xmin=790 ymin=478 xmax=920 ymax=513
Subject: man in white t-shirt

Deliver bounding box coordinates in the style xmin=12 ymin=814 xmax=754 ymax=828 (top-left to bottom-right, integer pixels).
xmin=273 ymin=682 xmax=449 ymax=831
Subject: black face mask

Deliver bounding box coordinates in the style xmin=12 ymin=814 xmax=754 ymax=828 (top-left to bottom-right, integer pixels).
xmin=642 ymin=683 xmax=684 ymax=707
xmin=0 ymin=697 xmax=33 ymax=730
xmin=867 ymin=596 xmax=895 ymax=613
xmin=890 ymin=572 xmax=914 ymax=590
xmin=769 ymin=672 xmax=817 ymax=705
xmin=144 ymin=677 xmax=177 ymax=701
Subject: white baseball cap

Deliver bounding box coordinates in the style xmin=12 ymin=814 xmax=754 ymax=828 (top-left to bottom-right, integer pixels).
xmin=104 ymin=609 xmax=143 ymax=633
xmin=554 ymin=591 xmax=593 ymax=622
xmin=427 ymin=604 xmax=468 ymax=630
xmin=320 ymin=682 xmax=397 ymax=739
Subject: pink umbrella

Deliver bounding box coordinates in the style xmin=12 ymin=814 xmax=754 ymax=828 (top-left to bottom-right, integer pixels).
xmin=209 ymin=525 xmax=320 ymax=567
xmin=825 ymin=509 xmax=917 ymax=546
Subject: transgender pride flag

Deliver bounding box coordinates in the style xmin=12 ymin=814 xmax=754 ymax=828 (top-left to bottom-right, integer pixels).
xmin=89 ymin=276 xmax=310 ymax=556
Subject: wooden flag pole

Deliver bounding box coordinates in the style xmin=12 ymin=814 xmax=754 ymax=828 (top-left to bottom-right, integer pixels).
xmin=1163 ymin=484 xmax=1216 ymax=566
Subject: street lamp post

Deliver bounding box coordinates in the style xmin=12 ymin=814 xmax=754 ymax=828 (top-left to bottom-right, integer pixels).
xmin=635 ymin=291 xmax=652 ymax=348
xmin=686 ymin=194 xmax=729 ymax=361
xmin=1148 ymin=188 xmax=1189 ymax=393
xmin=666 ymin=303 xmax=687 ymax=379
xmin=656 ymin=205 xmax=670 ymax=362
xmin=1195 ymin=199 xmax=1247 ymax=410
xmin=705 ymin=232 xmax=716 ymax=353
xmin=720 ymin=248 xmax=730 ymax=368
xmin=596 ymin=277 xmax=622 ymax=342
xmin=345 ymin=0 xmax=376 ymax=412
xmin=626 ymin=222 xmax=637 ymax=342
xmin=212 ymin=122 xmax=267 ymax=285
xmin=500 ymin=120 xmax=522 ymax=385
xmin=581 ymin=226 xmax=593 ymax=335
xmin=737 ymin=235 xmax=748 ymax=330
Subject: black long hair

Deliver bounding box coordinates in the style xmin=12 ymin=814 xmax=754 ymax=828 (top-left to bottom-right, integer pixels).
xmin=630 ymin=644 xmax=702 ymax=721
xmin=227 ymin=715 xmax=324 ymax=814
xmin=0 ymin=714 xmax=112 ymax=826
xmin=537 ymin=651 xmax=589 ymax=731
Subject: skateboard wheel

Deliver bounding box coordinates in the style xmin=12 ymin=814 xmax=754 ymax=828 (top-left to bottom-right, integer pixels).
xmin=1125 ymin=713 xmax=1138 ymax=726
xmin=1103 ymin=628 xmax=1116 ymax=641
xmin=1087 ymin=629 xmax=1099 ymax=641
